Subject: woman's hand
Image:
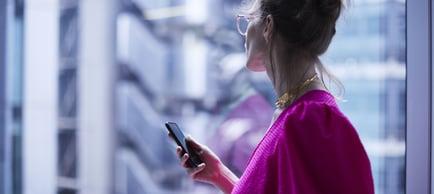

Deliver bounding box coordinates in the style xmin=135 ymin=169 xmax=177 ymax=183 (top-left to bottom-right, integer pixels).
xmin=176 ymin=136 xmax=222 ymax=183
xmin=168 ymin=134 xmax=239 ymax=194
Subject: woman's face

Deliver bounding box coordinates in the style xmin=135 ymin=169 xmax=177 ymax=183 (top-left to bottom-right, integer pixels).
xmin=244 ymin=17 xmax=268 ymax=72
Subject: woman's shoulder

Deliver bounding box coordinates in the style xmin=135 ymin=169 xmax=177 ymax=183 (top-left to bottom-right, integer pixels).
xmin=283 ymin=90 xmax=346 ymax=121
xmin=268 ymin=91 xmax=374 ymax=194
xmin=276 ymin=90 xmax=357 ymax=139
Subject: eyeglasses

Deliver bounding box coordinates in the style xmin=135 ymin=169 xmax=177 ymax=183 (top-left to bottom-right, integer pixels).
xmin=236 ymin=14 xmax=255 ymax=36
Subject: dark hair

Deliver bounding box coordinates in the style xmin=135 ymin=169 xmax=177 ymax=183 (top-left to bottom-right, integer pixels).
xmin=241 ymin=0 xmax=345 ymax=97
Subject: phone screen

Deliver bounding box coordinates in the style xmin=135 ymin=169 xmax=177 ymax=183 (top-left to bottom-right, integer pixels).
xmin=165 ymin=122 xmax=203 ymax=167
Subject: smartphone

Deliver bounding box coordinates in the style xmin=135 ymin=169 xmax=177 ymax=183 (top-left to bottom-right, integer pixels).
xmin=165 ymin=122 xmax=203 ymax=168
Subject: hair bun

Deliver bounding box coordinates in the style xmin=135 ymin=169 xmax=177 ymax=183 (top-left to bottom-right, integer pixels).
xmin=315 ymin=0 xmax=342 ymax=19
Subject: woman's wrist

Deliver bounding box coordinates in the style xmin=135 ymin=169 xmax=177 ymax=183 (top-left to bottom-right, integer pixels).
xmin=212 ymin=163 xmax=239 ymax=194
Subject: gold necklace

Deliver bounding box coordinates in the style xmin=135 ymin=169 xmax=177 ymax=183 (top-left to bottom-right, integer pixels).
xmin=275 ymin=74 xmax=318 ymax=109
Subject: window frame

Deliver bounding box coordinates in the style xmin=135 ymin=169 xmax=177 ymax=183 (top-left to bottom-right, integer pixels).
xmin=0 ymin=0 xmax=9 ymax=194
xmin=406 ymin=0 xmax=432 ymax=193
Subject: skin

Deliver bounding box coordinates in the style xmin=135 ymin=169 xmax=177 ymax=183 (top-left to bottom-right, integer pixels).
xmin=169 ymin=12 xmax=328 ymax=194
xmin=246 ymin=14 xmax=326 ymax=97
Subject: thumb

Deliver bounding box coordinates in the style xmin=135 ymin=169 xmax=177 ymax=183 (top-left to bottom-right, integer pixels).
xmin=186 ymin=135 xmax=204 ymax=151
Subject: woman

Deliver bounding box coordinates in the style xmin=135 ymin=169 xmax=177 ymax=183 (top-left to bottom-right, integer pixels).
xmin=169 ymin=0 xmax=375 ymax=193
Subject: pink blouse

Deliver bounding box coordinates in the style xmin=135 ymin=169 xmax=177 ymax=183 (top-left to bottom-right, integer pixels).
xmin=231 ymin=90 xmax=375 ymax=194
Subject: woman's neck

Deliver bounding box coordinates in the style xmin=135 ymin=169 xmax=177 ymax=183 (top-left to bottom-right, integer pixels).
xmin=271 ymin=81 xmax=325 ymax=119
xmin=266 ymin=41 xmax=326 ymax=101
xmin=274 ymin=67 xmax=321 ymax=98
xmin=269 ymin=45 xmax=318 ymax=97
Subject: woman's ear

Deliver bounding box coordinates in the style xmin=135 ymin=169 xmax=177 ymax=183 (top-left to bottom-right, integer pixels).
xmin=263 ymin=15 xmax=274 ymax=43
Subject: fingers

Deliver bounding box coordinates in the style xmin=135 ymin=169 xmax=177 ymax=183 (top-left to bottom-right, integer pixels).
xmin=187 ymin=163 xmax=206 ymax=179
xmin=180 ymin=153 xmax=189 ymax=168
xmin=171 ymin=135 xmax=207 ymax=179
xmin=178 ymin=151 xmax=206 ymax=180
xmin=176 ymin=146 xmax=183 ymax=158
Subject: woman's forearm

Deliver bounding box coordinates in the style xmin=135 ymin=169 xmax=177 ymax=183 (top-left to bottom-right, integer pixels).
xmin=213 ymin=164 xmax=239 ymax=194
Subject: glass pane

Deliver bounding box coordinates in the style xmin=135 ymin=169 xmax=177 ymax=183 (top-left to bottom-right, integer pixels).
xmin=58 ymin=188 xmax=77 ymax=194
xmin=58 ymin=130 xmax=77 ymax=178
xmin=58 ymin=1 xmax=79 ymax=192
xmin=9 ymin=1 xmax=25 ymax=194
xmin=324 ymin=1 xmax=406 ymax=193
xmin=115 ymin=0 xmax=406 ymax=194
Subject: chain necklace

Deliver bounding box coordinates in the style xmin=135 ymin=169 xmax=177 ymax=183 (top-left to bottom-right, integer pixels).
xmin=275 ymin=74 xmax=318 ymax=109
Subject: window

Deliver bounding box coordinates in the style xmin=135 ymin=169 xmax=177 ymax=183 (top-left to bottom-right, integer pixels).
xmin=57 ymin=1 xmax=79 ymax=193
xmin=114 ymin=0 xmax=406 ymax=194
